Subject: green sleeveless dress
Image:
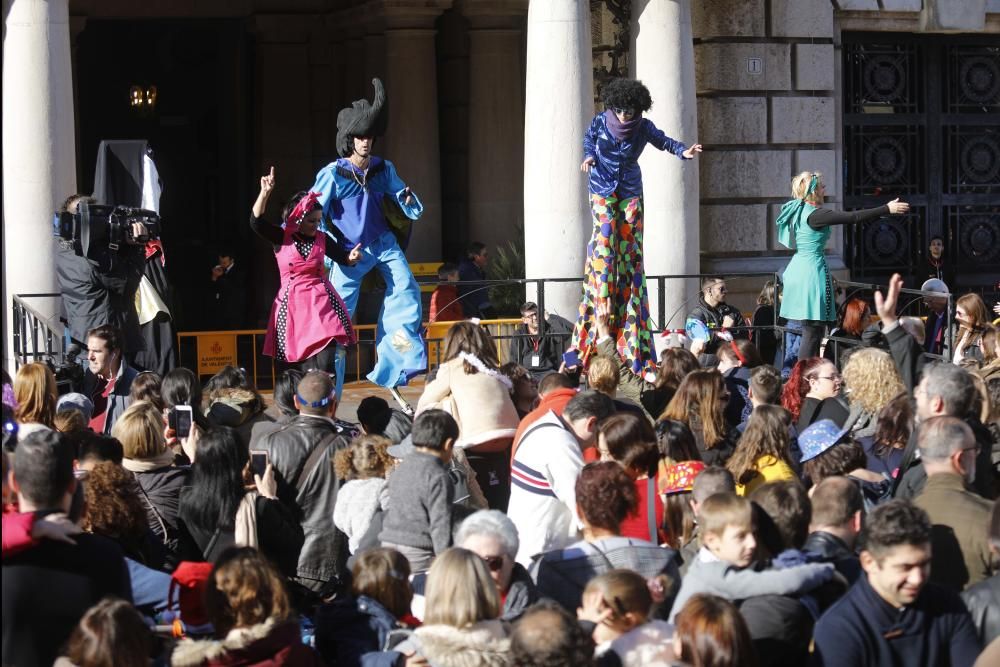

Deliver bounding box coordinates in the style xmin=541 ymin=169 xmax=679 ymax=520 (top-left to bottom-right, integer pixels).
xmin=776 ymin=201 xmax=836 ymax=322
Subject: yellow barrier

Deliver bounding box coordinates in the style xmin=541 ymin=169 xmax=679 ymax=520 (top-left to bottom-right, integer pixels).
xmin=176 ymin=318 xmax=523 ymax=389
xmin=410 ymin=261 xmax=444 ymax=293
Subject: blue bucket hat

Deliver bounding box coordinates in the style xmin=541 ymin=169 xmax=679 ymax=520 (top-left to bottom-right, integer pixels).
xmin=798 ymin=419 xmax=850 ymax=462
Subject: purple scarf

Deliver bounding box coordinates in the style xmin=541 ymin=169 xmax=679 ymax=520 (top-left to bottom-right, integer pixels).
xmin=604 ymin=109 xmax=641 ymax=141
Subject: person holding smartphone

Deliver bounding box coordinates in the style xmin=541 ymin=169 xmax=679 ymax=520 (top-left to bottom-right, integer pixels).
xmin=177 ymin=428 xmax=303 ymax=575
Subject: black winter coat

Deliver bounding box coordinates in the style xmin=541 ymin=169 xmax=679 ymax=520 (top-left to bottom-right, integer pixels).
xmin=55 ymin=239 xmax=145 ymax=353
xmin=132 ymin=465 xmax=190 ymax=567
xmin=803 ymin=530 xmax=862 ymax=585
xmin=255 ymin=415 xmax=352 ymax=586
xmin=178 ymin=492 xmax=304 ymax=577
xmin=961 ymin=574 xmax=1000 ymax=647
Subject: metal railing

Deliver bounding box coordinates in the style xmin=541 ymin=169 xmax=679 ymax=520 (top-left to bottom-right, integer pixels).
xmin=11 ymin=293 xmax=68 ymax=369
xmin=175 ymin=272 xmax=785 ymax=388
xmin=785 ymin=278 xmax=954 ymax=366
xmin=17 ymin=272 xmax=958 ymax=387
xmin=175 ymin=320 xmax=528 ymax=390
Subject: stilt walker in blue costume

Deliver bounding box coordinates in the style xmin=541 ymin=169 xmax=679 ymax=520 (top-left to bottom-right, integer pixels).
xmin=311 ymin=79 xmax=426 ymax=410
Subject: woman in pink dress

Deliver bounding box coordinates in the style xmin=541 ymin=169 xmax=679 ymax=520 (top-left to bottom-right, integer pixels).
xmin=251 ymin=166 xmax=360 ymax=371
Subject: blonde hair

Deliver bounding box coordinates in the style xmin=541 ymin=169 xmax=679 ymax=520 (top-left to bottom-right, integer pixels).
xmin=111 ymin=401 xmax=167 ymax=460
xmin=699 ymin=493 xmax=752 ymax=538
xmin=842 ymin=348 xmax=905 ymax=414
xmin=791 ymin=171 xmax=824 ymax=206
xmin=334 ymin=434 xmax=393 ymax=480
xmin=588 ymin=356 xmax=619 ymax=396
xmin=13 ymin=363 xmax=58 ymax=426
xmin=423 ymin=547 xmax=500 ymax=628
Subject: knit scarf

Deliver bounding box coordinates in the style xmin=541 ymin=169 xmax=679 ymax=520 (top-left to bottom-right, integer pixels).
xmin=234 ymin=491 xmax=259 ymax=548
xmin=122 ymin=449 xmax=176 ymax=473
xmin=604 ymin=109 xmax=641 ymax=141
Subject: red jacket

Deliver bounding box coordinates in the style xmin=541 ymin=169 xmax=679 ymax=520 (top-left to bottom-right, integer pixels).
xmin=511 ymin=388 xmax=577 ymax=462
xmin=429 ymin=284 xmax=464 ymax=323
xmin=170 ymin=620 xmax=321 ymax=667
xmin=1 ymin=512 xmax=36 ymax=557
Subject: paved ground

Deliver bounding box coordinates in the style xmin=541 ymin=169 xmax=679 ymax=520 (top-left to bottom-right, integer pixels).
xmin=335 ymin=378 xmax=426 ymax=423
xmin=261 ymin=378 xmax=426 ymax=424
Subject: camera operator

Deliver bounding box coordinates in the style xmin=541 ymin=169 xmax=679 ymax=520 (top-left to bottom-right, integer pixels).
xmin=55 ymin=194 xmax=149 ymax=361
xmin=82 ymin=324 xmax=137 ymax=434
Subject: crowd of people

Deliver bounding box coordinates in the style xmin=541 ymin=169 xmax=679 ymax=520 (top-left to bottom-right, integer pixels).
xmin=3 ymin=262 xmax=999 ymax=667
xmin=9 ymin=70 xmax=1000 ymax=667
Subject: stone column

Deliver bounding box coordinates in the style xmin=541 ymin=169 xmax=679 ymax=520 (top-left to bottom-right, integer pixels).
xmin=2 ymin=0 xmax=78 ymax=367
xmin=523 ymin=0 xmax=593 ymax=321
xmin=382 ymin=2 xmax=451 ymax=262
xmin=631 ymin=0 xmax=700 ymax=330
xmin=461 ymin=0 xmax=528 ymax=255
xmin=253 ymin=15 xmax=315 ymax=188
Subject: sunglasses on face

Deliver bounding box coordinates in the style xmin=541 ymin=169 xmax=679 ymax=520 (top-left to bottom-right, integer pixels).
xmin=481 ymin=555 xmax=505 ymax=572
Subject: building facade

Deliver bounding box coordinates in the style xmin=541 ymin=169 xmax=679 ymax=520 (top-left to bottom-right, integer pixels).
xmin=3 ymin=0 xmax=998 ymax=366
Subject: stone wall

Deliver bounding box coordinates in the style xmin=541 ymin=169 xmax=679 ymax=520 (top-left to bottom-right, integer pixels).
xmin=691 ymin=0 xmax=839 ymax=310
xmin=690 ymin=0 xmax=999 ymax=312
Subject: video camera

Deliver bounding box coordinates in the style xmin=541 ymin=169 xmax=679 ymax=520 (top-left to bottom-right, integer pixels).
xmin=54 ymin=201 xmax=160 ymax=261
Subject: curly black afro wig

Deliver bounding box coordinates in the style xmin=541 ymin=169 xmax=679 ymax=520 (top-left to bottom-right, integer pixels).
xmin=600 ymin=78 xmax=653 ymax=114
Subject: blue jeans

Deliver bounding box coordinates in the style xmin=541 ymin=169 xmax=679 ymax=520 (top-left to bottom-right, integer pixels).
xmin=330 ymin=231 xmax=426 ymax=398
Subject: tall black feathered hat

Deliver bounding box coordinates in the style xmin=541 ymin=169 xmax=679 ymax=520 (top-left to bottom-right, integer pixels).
xmin=336 ymin=78 xmax=388 ymax=158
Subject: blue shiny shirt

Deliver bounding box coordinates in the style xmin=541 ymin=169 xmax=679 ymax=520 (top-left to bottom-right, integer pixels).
xmin=311 ymin=156 xmax=423 ymax=251
xmin=583 ymin=112 xmax=689 ymax=198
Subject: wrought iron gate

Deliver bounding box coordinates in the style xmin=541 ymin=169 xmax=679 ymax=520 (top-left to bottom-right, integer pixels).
xmin=842 ymin=32 xmax=999 ymax=290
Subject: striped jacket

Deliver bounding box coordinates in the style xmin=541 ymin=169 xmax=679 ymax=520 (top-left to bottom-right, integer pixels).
xmin=507 ymin=411 xmax=584 ymax=566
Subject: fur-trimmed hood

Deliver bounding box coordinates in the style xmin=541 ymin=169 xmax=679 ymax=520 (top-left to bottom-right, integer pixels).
xmin=206 ymin=387 xmax=264 ymax=427
xmin=407 ymin=620 xmax=511 ymax=667
xmin=597 ymin=620 xmax=678 ymax=667
xmin=170 ymin=617 xmax=319 ymax=667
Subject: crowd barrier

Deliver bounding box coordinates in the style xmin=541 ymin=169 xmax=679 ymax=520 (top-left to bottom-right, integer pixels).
xmin=11 ymin=272 xmax=963 ymax=388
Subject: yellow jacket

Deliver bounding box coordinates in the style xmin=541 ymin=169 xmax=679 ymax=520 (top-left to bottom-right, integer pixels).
xmin=736 ymin=455 xmax=797 ymax=496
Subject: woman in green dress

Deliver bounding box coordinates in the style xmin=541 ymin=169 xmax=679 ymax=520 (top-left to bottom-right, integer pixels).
xmin=776 ymin=171 xmax=910 ymax=360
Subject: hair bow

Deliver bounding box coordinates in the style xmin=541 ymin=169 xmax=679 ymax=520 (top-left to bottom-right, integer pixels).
xmin=286 ymin=192 xmax=322 ymax=225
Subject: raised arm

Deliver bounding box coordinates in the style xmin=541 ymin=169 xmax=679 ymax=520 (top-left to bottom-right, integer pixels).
xmin=807 ymin=199 xmax=908 ymax=230
xmin=644 ymin=119 xmax=702 ymax=159
xmin=249 ymin=166 xmax=284 ymax=245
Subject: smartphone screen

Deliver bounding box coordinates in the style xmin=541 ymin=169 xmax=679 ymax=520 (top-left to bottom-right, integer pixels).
xmin=172 ymin=406 xmax=193 ymax=439
xmin=250 ymin=450 xmax=268 ymax=478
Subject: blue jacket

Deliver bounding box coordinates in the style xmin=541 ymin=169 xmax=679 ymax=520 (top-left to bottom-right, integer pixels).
xmin=314 ymin=594 xmax=408 ymax=667
xmin=311 ymin=157 xmax=423 ymax=252
xmin=812 ymin=574 xmax=980 ymax=666
xmin=583 ymin=112 xmax=688 ymax=198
